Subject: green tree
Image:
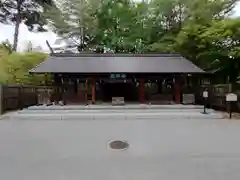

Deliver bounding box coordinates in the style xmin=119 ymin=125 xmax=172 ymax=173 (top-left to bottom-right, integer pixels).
xmin=175 ymin=17 xmax=240 ymax=90
xmin=0 ymin=50 xmax=48 ymax=85
xmin=185 ymin=0 xmax=237 ymax=24
xmin=145 ymin=0 xmax=238 ymax=53
xmin=0 ymin=0 xmax=55 ymax=51
xmin=45 ymin=0 xmax=101 ymax=51
xmin=46 ymin=0 xmax=153 ymax=52
xmin=45 ymin=0 xmax=239 ymax=59
xmin=0 ymin=40 xmax=12 ymax=54
xmin=94 ymin=0 xmax=139 ymax=52
xmin=200 ymin=19 xmax=240 ymax=85
xmin=176 ymin=24 xmax=209 ymax=66
xmin=6 ymin=52 xmax=49 ymax=85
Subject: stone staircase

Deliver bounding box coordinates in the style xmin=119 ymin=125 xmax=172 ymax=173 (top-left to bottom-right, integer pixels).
xmin=1 ymin=104 xmax=223 ymax=120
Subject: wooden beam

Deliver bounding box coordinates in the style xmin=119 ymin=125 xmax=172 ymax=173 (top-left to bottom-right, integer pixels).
xmin=46 ymin=40 xmax=54 ymax=54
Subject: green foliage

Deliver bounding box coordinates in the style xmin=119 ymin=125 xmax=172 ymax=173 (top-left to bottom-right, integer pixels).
xmin=200 ymin=19 xmax=240 ymax=82
xmin=175 ymin=18 xmax=240 ymax=84
xmin=0 ymin=0 xmax=54 ymax=30
xmin=45 ymin=0 xmax=101 ymax=50
xmin=0 ymin=50 xmax=48 ymax=85
xmin=94 ymin=0 xmax=142 ymax=52
xmin=176 ymin=24 xmax=209 ymax=66
xmin=46 ymin=0 xmax=238 ymax=54
xmin=0 ymin=40 xmax=12 ymax=54
xmin=44 ymin=0 xmax=240 ymax=81
xmin=1 ymin=0 xmax=238 ymax=85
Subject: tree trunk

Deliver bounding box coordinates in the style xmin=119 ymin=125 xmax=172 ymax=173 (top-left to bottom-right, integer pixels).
xmin=12 ymin=13 xmax=21 ymax=52
xmin=178 ymin=2 xmax=183 ymax=31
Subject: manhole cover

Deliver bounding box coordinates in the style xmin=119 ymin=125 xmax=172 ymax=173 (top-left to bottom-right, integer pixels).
xmin=108 ymin=140 xmax=129 ymax=150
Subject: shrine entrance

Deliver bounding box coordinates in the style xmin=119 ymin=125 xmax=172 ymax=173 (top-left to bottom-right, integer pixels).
xmin=51 ymin=73 xmax=186 ymax=105
xmin=101 ymin=82 xmax=138 ymax=102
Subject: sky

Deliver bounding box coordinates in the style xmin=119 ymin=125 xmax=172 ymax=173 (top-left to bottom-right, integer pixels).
xmin=0 ymin=24 xmax=57 ymax=52
xmin=0 ymin=3 xmax=240 ymax=52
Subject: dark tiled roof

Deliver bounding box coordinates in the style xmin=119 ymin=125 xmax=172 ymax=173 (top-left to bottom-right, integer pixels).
xmin=29 ymin=53 xmax=204 ymax=73
xmin=51 ymin=53 xmax=183 ymax=57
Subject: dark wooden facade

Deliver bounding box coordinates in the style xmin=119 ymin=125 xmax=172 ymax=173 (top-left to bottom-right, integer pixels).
xmin=51 ymin=73 xmax=199 ymax=105
xmin=30 ymin=53 xmax=205 ymax=105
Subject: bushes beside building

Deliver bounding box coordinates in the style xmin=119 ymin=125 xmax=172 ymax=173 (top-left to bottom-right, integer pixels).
xmin=0 ymin=48 xmax=49 ymax=85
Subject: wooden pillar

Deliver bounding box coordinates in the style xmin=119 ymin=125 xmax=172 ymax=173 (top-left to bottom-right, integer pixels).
xmin=91 ymin=78 xmax=96 ymax=104
xmin=53 ymin=74 xmax=59 ymax=104
xmin=85 ymin=79 xmax=88 ymax=105
xmin=139 ymin=78 xmax=145 ymax=103
xmin=62 ymin=77 xmax=66 ymax=105
xmin=174 ymin=76 xmax=181 ymax=104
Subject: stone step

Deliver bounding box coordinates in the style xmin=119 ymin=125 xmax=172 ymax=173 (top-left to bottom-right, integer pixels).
xmin=19 ymin=108 xmax=214 ymax=114
xmin=27 ymin=104 xmax=204 ymax=111
xmin=2 ymin=111 xmax=223 ymax=120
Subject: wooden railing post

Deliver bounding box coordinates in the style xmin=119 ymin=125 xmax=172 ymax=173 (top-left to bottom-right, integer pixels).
xmin=18 ymin=86 xmax=23 ymax=110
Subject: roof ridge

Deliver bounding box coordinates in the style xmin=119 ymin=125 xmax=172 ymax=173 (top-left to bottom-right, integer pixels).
xmin=51 ymin=53 xmax=182 ymax=57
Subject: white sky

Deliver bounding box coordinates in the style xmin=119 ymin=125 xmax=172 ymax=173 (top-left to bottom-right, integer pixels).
xmin=0 ymin=2 xmax=240 ymax=52
xmin=0 ymin=24 xmax=57 ymax=52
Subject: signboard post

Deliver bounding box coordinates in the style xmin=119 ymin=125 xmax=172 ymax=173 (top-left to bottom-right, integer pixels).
xmin=203 ymin=90 xmax=208 ymax=114
xmin=226 ymin=93 xmax=238 ymax=119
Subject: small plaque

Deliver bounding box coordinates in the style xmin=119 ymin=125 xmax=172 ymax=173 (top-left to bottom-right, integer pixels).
xmin=112 ymin=97 xmax=125 ymax=105
xmin=203 ymin=91 xmax=208 ymax=98
xmin=226 ymin=93 xmax=237 ymax=102
xmin=121 ymin=74 xmax=126 ymax=78
xmin=182 ymin=94 xmax=195 ymax=104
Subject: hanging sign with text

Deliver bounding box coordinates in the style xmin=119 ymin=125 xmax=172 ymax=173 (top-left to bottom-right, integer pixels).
xmin=203 ymin=91 xmax=208 ymax=98
xmin=226 ymin=93 xmax=238 ymax=102
xmin=110 ymin=74 xmax=127 ymax=79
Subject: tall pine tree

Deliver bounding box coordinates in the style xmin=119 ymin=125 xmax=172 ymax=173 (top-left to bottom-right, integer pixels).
xmin=0 ymin=0 xmax=55 ymax=51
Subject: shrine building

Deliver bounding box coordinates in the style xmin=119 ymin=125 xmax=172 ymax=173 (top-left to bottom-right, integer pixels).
xmin=29 ymin=53 xmax=205 ymax=105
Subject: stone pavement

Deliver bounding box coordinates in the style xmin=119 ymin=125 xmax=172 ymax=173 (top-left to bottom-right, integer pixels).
xmin=0 ymin=117 xmax=240 ymax=180
xmin=0 ymin=105 xmax=237 ymax=180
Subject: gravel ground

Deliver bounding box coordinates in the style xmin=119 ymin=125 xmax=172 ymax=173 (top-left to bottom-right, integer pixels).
xmin=0 ymin=117 xmax=240 ymax=180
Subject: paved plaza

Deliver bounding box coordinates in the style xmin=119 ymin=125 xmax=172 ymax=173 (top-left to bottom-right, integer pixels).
xmin=0 ymin=105 xmax=240 ymax=180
